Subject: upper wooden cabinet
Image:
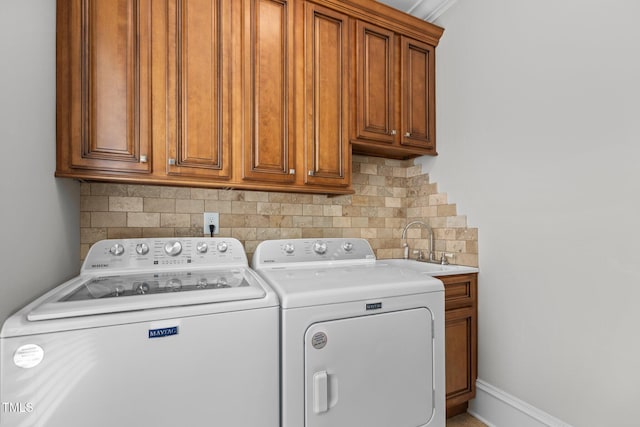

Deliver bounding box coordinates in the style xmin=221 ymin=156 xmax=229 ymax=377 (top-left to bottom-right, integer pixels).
xmin=354 ymin=22 xmax=395 ymax=145
xmin=400 ymin=36 xmax=436 ymax=152
xmin=56 ymin=0 xmax=441 ymax=192
xmin=352 ymin=19 xmax=439 ymax=159
xmin=302 ymin=3 xmax=351 ymax=188
xmin=56 ymin=0 xmax=152 ymax=175
xmin=242 ymin=0 xmax=296 ymax=184
xmin=164 ymin=0 xmax=232 ymax=180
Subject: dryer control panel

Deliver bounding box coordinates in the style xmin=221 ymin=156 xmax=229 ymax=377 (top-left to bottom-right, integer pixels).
xmin=252 ymin=238 xmax=376 ymax=267
xmin=82 ymin=238 xmax=246 ymax=273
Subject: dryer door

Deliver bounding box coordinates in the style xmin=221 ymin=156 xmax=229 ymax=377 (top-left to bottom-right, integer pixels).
xmin=304 ymin=308 xmax=434 ymax=427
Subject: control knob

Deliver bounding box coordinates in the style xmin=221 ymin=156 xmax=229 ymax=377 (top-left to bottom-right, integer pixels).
xmin=164 ymin=241 xmax=182 ymax=257
xmin=313 ymin=241 xmax=327 ymax=255
xmin=135 ymin=243 xmax=149 ymax=255
xmin=283 ymin=243 xmax=295 ymax=254
xmin=109 ymin=243 xmax=125 ymax=256
xmin=135 ymin=282 xmax=150 ymax=295
xmin=196 ymin=242 xmax=208 ymax=253
xmin=166 ymin=278 xmax=182 ymax=291
xmin=215 ymin=277 xmax=229 ymax=288
xmin=342 ymin=242 xmax=353 ymax=252
xmin=217 ymin=241 xmax=228 ymax=253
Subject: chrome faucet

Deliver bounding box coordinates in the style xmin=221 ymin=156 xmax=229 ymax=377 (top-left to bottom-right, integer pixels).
xmin=401 ymin=220 xmax=436 ymax=262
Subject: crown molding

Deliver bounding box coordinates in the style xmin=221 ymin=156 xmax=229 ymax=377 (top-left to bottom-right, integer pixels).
xmin=411 ymin=0 xmax=458 ymax=22
xmin=379 ymin=0 xmax=458 ymax=23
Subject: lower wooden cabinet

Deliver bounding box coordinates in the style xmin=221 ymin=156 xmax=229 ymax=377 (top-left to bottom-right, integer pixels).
xmin=437 ymin=273 xmax=478 ymax=418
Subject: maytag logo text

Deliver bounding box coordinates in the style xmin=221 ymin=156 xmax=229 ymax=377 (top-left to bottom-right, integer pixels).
xmin=148 ymin=326 xmax=179 ymax=338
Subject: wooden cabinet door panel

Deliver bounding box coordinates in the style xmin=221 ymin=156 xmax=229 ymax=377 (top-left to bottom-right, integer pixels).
xmin=304 ymin=3 xmax=350 ymax=187
xmin=400 ymin=36 xmax=435 ymax=151
xmin=62 ymin=0 xmax=151 ymax=174
xmin=355 ymin=21 xmax=395 ymax=144
xmin=166 ymin=0 xmax=231 ymax=179
xmin=439 ymin=273 xmax=477 ymax=416
xmin=243 ymin=0 xmax=295 ymax=183
xmin=445 ymin=306 xmax=475 ymax=405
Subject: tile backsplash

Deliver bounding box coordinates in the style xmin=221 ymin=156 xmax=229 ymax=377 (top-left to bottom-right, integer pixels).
xmin=80 ymin=156 xmax=478 ymax=266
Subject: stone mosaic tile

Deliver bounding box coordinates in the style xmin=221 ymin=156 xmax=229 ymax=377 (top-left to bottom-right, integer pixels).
xmin=79 ymin=158 xmax=479 ymax=266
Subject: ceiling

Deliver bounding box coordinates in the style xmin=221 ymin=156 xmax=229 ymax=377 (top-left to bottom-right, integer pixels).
xmin=376 ymin=0 xmax=457 ymax=22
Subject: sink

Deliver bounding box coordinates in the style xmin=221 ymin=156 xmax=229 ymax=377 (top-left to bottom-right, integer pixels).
xmin=379 ymin=259 xmax=478 ymax=276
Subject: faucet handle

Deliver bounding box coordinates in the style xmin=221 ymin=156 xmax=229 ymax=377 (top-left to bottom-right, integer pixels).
xmin=439 ymin=253 xmax=452 ymax=265
xmin=412 ymin=249 xmax=425 ymax=261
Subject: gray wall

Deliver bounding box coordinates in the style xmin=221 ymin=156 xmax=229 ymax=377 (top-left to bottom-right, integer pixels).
xmin=423 ymin=0 xmax=640 ymax=425
xmin=0 ymin=0 xmax=80 ymax=324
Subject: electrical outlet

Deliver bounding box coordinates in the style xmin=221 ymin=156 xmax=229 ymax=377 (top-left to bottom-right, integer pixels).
xmin=203 ymin=212 xmax=219 ymax=236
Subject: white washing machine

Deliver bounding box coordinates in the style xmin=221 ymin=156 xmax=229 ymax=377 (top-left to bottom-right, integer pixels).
xmin=252 ymin=238 xmax=445 ymax=427
xmin=1 ymin=238 xmax=279 ymax=427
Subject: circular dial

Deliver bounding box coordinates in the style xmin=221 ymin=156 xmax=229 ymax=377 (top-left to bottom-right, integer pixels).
xmin=164 ymin=241 xmax=182 ymax=257
xmin=283 ymin=243 xmax=295 ymax=254
xmin=217 ymin=241 xmax=228 ymax=253
xmin=135 ymin=243 xmax=149 ymax=255
xmin=313 ymin=241 xmax=328 ymax=255
xmin=342 ymin=242 xmax=353 ymax=252
xmin=166 ymin=278 xmax=182 ymax=291
xmin=196 ymin=242 xmax=208 ymax=253
xmin=109 ymin=243 xmax=125 ymax=256
xmin=215 ymin=277 xmax=229 ymax=288
xmin=135 ymin=282 xmax=150 ymax=295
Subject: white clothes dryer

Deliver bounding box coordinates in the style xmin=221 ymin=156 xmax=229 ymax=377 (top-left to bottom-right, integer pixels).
xmin=252 ymin=238 xmax=445 ymax=427
xmin=1 ymin=238 xmax=279 ymax=427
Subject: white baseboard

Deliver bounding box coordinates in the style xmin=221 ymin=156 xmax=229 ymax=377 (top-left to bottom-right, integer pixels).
xmin=468 ymin=380 xmax=573 ymax=427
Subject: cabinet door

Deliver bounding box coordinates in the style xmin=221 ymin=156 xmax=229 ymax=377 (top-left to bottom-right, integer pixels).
xmin=400 ymin=36 xmax=435 ymax=152
xmin=445 ymin=306 xmax=476 ymax=410
xmin=58 ymin=0 xmax=152 ymax=174
xmin=165 ymin=0 xmax=231 ymax=179
xmin=355 ymin=21 xmax=395 ymax=144
xmin=242 ymin=0 xmax=296 ymax=183
xmin=303 ymin=3 xmax=351 ymax=188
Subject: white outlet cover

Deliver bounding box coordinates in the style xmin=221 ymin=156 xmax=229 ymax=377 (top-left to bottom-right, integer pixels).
xmin=203 ymin=212 xmax=219 ymax=235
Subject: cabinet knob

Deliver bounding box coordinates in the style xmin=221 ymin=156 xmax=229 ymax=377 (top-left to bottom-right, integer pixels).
xmin=140 ymin=155 xmax=147 ymax=163
xmin=404 ymin=132 xmax=411 ymax=137
xmin=168 ymin=158 xmax=176 ymax=165
xmin=308 ymin=170 xmax=315 ymax=176
xmin=289 ymin=169 xmax=296 ymax=175
xmin=390 ymin=129 xmax=397 ymax=135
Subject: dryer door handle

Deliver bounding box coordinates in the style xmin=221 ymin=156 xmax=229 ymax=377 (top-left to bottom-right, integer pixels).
xmin=313 ymin=371 xmax=329 ymax=413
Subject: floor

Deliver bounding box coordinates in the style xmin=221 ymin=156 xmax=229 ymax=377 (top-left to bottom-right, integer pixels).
xmin=446 ymin=413 xmax=488 ymax=427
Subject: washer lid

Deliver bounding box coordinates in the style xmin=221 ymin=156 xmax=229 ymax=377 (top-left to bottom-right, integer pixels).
xmin=27 ymin=268 xmax=266 ymax=321
xmin=256 ymin=261 xmax=443 ymax=309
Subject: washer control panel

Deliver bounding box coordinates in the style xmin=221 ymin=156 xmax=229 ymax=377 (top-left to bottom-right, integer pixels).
xmin=252 ymin=238 xmax=376 ymax=266
xmin=82 ymin=238 xmax=246 ymax=273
